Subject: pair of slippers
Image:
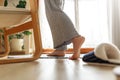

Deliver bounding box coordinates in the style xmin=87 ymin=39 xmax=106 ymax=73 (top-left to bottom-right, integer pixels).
xmin=82 ymin=43 xmax=120 ymax=65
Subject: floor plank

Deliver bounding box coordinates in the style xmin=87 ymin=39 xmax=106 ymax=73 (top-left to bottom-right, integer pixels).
xmin=0 ymin=54 xmax=117 ymax=80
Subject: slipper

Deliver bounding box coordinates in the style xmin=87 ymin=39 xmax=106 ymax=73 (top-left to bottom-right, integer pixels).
xmin=82 ymin=43 xmax=120 ymax=64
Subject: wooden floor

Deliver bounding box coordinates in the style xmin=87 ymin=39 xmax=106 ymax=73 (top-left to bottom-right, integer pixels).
xmin=0 ymin=54 xmax=118 ymax=80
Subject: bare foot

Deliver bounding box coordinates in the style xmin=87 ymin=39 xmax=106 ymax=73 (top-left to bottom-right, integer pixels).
xmin=69 ymin=36 xmax=85 ymax=60
xmin=69 ymin=53 xmax=80 ymax=60
xmin=47 ymin=50 xmax=65 ymax=56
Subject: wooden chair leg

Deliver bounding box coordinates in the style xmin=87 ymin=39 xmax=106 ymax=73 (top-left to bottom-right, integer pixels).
xmin=29 ymin=0 xmax=43 ymax=59
xmin=0 ymin=28 xmax=10 ymax=57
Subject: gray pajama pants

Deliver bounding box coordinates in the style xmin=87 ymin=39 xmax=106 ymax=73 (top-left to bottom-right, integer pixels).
xmin=44 ymin=0 xmax=80 ymax=50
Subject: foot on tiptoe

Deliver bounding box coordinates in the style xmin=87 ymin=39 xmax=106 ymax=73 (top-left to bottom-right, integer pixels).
xmin=69 ymin=36 xmax=85 ymax=60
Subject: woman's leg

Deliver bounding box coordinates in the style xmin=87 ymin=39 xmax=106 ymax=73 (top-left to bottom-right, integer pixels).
xmin=45 ymin=0 xmax=85 ymax=59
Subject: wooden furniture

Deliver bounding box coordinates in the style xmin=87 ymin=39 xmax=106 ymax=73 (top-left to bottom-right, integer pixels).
xmin=0 ymin=0 xmax=42 ymax=64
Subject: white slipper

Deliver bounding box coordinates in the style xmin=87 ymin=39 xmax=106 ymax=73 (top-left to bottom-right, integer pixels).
xmin=83 ymin=43 xmax=120 ymax=64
